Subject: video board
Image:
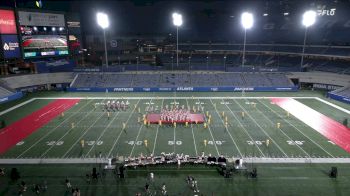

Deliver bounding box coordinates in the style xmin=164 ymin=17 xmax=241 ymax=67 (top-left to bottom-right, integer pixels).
xmin=18 ymin=11 xmax=69 ymax=58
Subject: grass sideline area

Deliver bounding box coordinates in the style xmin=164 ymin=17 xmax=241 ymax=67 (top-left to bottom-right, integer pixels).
xmin=1 ymin=163 xmax=350 ymax=195
xmin=0 ymin=90 xmax=349 ymax=195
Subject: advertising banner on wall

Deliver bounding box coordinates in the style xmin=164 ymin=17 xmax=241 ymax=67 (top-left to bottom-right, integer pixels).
xmin=18 ymin=11 xmax=65 ymax=27
xmin=1 ymin=35 xmax=21 ymax=59
xmin=0 ymin=9 xmax=17 ymax=34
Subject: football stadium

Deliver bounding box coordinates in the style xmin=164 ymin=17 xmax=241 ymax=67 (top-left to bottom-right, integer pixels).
xmin=0 ymin=0 xmax=350 ymax=195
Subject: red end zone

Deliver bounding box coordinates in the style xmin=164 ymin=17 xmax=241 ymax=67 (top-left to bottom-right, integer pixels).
xmin=271 ymin=98 xmax=350 ymax=153
xmin=0 ymin=99 xmax=80 ymax=154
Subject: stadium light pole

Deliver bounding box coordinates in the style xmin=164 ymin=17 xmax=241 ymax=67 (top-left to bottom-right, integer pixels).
xmin=241 ymin=12 xmax=253 ymax=68
xmin=172 ymin=13 xmax=183 ymax=69
xmin=96 ymin=12 xmax=109 ymax=67
xmin=301 ymin=10 xmax=316 ymax=71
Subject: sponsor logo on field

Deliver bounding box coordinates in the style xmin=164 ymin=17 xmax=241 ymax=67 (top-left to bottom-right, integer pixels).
xmin=159 ymin=88 xmax=172 ymax=91
xmin=234 ymin=87 xmax=254 ymax=91
xmin=275 ymin=87 xmax=292 ymax=90
xmin=76 ymin=88 xmax=91 ymax=91
xmin=176 ymin=87 xmax=194 ymax=91
xmin=113 ymin=88 xmax=134 ymax=92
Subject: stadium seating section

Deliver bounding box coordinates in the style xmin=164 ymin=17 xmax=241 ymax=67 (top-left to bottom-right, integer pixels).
xmin=71 ymin=72 xmax=294 ymax=88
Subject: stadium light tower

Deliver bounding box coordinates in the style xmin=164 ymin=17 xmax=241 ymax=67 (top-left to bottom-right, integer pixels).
xmin=96 ymin=12 xmax=110 ymax=67
xmin=300 ymin=10 xmax=316 ymax=70
xmin=172 ymin=12 xmax=183 ymax=68
xmin=241 ymin=12 xmax=253 ymax=67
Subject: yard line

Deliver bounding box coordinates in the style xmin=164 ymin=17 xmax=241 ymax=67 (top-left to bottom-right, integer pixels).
xmin=16 ymin=99 xmax=94 ymax=158
xmin=60 ymin=111 xmax=106 ymax=158
xmin=0 ymin=98 xmax=35 ymax=116
xmin=107 ymin=99 xmax=141 ymax=157
xmin=209 ymin=99 xmax=242 ymax=157
xmin=129 ymin=125 xmax=144 ymax=157
xmin=85 ymin=111 xmax=121 ymax=157
xmin=128 ymin=97 xmax=155 ymax=157
xmin=315 ymin=97 xmax=350 ymax=115
xmin=39 ymin=99 xmax=106 ymax=158
xmin=173 ymin=96 xmax=176 ymax=153
xmin=252 ymin=100 xmax=310 ymax=157
xmin=185 ymin=98 xmax=198 ymax=156
xmin=198 ymin=98 xmax=220 ymax=156
xmin=152 ymin=99 xmax=165 ymax=155
xmin=222 ymin=99 xmax=265 ymax=157
xmin=233 ymin=99 xmax=289 ymax=158
xmin=258 ymin=99 xmax=335 ymax=158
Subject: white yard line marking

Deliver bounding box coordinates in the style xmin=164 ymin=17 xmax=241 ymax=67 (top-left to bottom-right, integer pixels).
xmin=185 ymin=98 xmax=198 ymax=156
xmin=129 ymin=125 xmax=144 ymax=157
xmin=85 ymin=111 xmax=121 ymax=157
xmin=199 ymin=98 xmax=220 ymax=156
xmin=152 ymin=99 xmax=165 ymax=155
xmin=61 ymin=111 xmax=106 ymax=158
xmin=173 ymin=96 xmax=176 ymax=153
xmin=0 ymin=98 xmax=35 ymax=116
xmin=222 ymin=99 xmax=265 ymax=157
xmin=233 ymin=99 xmax=289 ymax=158
xmin=107 ymin=99 xmax=141 ymax=157
xmin=315 ymin=97 xmax=350 ymax=115
xmin=253 ymin=100 xmax=310 ymax=157
xmin=209 ymin=99 xmax=242 ymax=157
xmin=16 ymin=99 xmax=93 ymax=158
xmin=258 ymin=99 xmax=335 ymax=158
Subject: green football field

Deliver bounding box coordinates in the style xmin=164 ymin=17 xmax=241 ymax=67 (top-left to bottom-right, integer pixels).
xmin=0 ymin=91 xmax=350 ymax=195
xmin=1 ymin=92 xmax=350 ymax=160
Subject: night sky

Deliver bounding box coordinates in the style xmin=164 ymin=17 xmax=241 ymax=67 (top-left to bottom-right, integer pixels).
xmin=1 ymin=0 xmax=350 ymax=44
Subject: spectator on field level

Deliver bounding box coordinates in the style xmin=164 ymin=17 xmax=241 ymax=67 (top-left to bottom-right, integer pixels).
xmin=72 ymin=188 xmax=80 ymax=196
xmin=20 ymin=181 xmax=27 ymax=192
xmin=86 ymin=174 xmax=91 ymax=184
xmin=0 ymin=168 xmax=5 ymax=176
xmin=65 ymin=178 xmax=72 ymax=189
xmin=34 ymin=184 xmax=40 ymax=194
xmin=144 ymin=182 xmax=150 ymax=193
xmin=161 ymin=183 xmax=167 ymax=195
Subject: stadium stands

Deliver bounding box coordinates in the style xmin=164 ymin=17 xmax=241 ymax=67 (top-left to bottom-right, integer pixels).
xmin=0 ymin=86 xmax=14 ymax=98
xmin=331 ymin=86 xmax=350 ymax=98
xmin=71 ymin=72 xmax=294 ymax=88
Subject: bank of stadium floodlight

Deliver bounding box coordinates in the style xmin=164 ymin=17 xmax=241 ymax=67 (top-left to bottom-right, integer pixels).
xmin=96 ymin=12 xmax=110 ymax=67
xmin=300 ymin=10 xmax=316 ymax=70
xmin=241 ymin=12 xmax=253 ymax=67
xmin=172 ymin=12 xmax=182 ymax=69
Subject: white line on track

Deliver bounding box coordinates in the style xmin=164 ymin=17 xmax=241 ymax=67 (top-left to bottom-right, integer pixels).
xmin=185 ymin=98 xmax=198 ymax=156
xmin=60 ymin=111 xmax=106 ymax=158
xmin=85 ymin=111 xmax=121 ymax=157
xmin=107 ymin=99 xmax=141 ymax=157
xmin=209 ymin=99 xmax=242 ymax=157
xmin=258 ymin=99 xmax=335 ymax=158
xmin=16 ymin=99 xmax=94 ymax=158
xmin=199 ymin=98 xmax=220 ymax=156
xmin=253 ymin=99 xmax=310 ymax=157
xmin=129 ymin=125 xmax=144 ymax=157
xmin=233 ymin=99 xmax=289 ymax=158
xmin=0 ymin=98 xmax=35 ymax=116
xmin=222 ymin=98 xmax=265 ymax=157
xmin=152 ymin=99 xmax=164 ymax=155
